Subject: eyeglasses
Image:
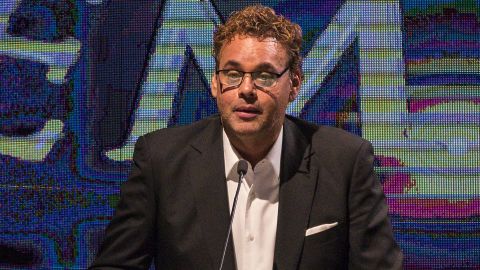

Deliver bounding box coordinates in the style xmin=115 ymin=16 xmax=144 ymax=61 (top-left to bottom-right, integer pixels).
xmin=215 ymin=67 xmax=289 ymax=92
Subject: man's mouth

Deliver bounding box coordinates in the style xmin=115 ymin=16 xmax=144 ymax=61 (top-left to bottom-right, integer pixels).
xmin=234 ymin=106 xmax=261 ymax=119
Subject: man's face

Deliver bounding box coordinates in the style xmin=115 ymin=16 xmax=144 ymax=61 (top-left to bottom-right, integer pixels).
xmin=211 ymin=35 xmax=300 ymax=141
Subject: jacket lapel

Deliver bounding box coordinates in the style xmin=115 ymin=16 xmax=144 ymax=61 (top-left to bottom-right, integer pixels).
xmin=189 ymin=118 xmax=236 ymax=270
xmin=274 ymin=118 xmax=318 ymax=270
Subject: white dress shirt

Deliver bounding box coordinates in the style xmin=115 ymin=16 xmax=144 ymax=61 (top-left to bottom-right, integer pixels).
xmin=223 ymin=128 xmax=282 ymax=270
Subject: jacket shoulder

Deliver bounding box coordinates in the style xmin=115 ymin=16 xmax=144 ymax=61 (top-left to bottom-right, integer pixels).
xmin=286 ymin=115 xmax=370 ymax=162
xmin=141 ymin=115 xmax=221 ymax=151
xmin=286 ymin=115 xmax=367 ymax=148
xmin=315 ymin=125 xmax=367 ymax=147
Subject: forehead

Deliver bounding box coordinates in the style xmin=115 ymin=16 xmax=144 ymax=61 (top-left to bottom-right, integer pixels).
xmin=218 ymin=35 xmax=289 ymax=70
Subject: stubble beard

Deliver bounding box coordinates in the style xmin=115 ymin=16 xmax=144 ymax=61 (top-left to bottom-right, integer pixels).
xmin=221 ymin=111 xmax=283 ymax=146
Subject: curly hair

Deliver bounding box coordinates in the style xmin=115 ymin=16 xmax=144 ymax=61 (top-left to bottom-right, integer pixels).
xmin=213 ymin=4 xmax=303 ymax=79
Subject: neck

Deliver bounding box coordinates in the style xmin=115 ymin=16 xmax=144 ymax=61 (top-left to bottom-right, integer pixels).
xmin=226 ymin=129 xmax=281 ymax=168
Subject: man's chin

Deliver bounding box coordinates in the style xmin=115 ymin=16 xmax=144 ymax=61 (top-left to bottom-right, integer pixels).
xmin=232 ymin=127 xmax=260 ymax=137
xmin=225 ymin=122 xmax=262 ymax=137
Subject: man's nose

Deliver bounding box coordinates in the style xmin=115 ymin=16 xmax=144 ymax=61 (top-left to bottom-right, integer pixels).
xmin=237 ymin=73 xmax=256 ymax=97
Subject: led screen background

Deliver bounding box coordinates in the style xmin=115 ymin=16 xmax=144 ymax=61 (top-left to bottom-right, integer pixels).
xmin=0 ymin=0 xmax=479 ymax=268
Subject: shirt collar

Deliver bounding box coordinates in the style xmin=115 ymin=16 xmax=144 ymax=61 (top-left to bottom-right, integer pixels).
xmin=223 ymin=127 xmax=283 ymax=182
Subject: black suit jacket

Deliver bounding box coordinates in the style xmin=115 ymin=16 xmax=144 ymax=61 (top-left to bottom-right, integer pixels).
xmin=90 ymin=115 xmax=403 ymax=269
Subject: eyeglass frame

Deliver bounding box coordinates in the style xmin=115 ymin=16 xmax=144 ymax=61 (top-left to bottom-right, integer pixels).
xmin=215 ymin=67 xmax=290 ymax=93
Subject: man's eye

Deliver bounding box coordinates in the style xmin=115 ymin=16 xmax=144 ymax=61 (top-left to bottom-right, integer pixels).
xmin=256 ymin=72 xmax=275 ymax=81
xmin=226 ymin=71 xmax=242 ymax=78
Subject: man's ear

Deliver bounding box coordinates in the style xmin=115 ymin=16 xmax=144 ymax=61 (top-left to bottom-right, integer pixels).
xmin=289 ymin=72 xmax=301 ymax=102
xmin=211 ymin=74 xmax=219 ymax=98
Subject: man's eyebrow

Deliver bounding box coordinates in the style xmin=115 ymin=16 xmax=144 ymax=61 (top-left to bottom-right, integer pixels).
xmin=221 ymin=60 xmax=241 ymax=69
xmin=221 ymin=61 xmax=279 ymax=72
xmin=255 ymin=63 xmax=278 ymax=72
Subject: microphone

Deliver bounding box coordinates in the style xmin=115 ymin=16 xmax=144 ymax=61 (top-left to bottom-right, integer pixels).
xmin=237 ymin=160 xmax=248 ymax=176
xmin=219 ymin=160 xmax=248 ymax=270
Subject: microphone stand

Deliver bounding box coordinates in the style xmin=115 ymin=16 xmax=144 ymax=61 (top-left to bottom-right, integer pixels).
xmin=219 ymin=160 xmax=248 ymax=270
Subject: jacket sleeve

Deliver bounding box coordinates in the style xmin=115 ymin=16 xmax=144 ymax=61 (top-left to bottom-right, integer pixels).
xmin=348 ymin=141 xmax=404 ymax=269
xmin=89 ymin=136 xmax=156 ymax=270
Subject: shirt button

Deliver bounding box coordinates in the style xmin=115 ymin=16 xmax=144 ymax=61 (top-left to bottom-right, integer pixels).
xmin=248 ymin=234 xmax=254 ymax=241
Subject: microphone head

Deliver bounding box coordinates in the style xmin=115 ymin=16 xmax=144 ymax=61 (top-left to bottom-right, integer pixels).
xmin=237 ymin=160 xmax=248 ymax=175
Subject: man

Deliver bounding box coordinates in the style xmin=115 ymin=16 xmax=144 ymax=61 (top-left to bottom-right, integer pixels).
xmin=91 ymin=5 xmax=403 ymax=270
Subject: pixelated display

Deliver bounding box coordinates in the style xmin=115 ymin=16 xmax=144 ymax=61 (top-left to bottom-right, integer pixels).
xmin=0 ymin=0 xmax=479 ymax=269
